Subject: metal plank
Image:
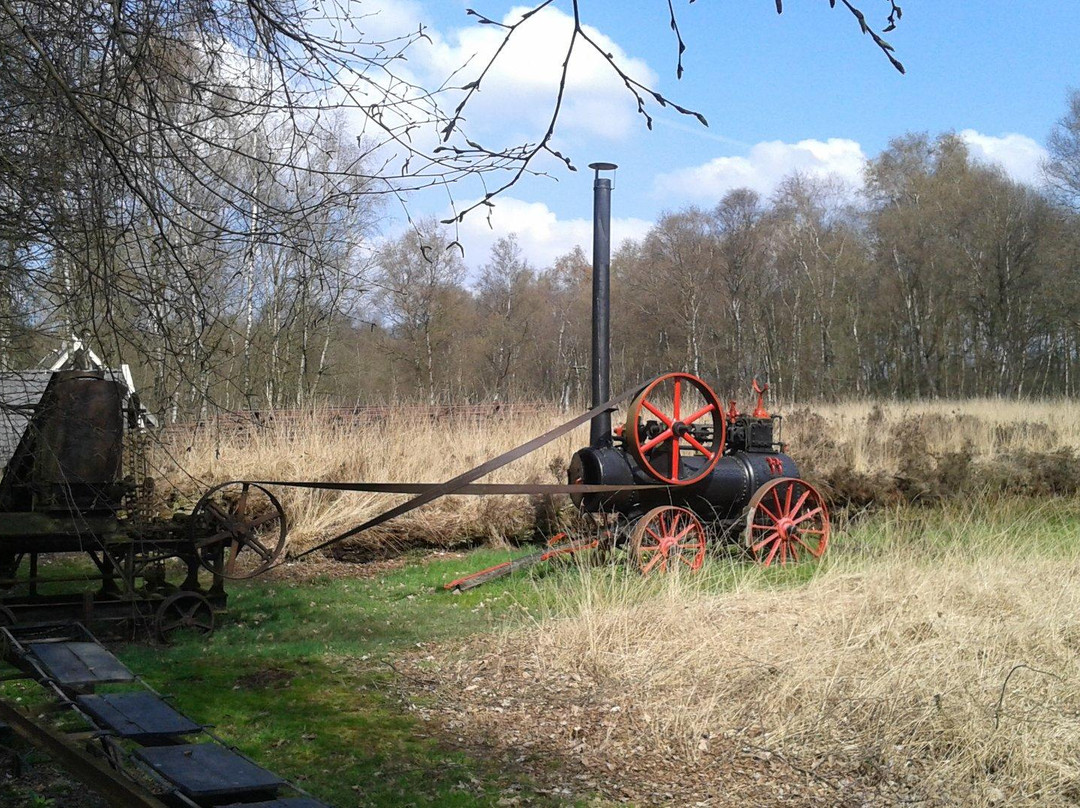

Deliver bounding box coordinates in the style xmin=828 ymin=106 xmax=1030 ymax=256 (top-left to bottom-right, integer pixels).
xmin=76 ymin=692 xmax=202 ymax=741
xmin=220 ymin=800 xmax=331 ymax=808
xmin=27 ymin=641 xmax=134 ymax=686
xmin=134 ymin=743 xmax=285 ymax=799
xmin=0 ymin=697 xmax=170 ymax=808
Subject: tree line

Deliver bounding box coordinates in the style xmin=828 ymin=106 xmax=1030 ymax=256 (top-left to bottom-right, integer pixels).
xmin=356 ymin=124 xmax=1080 ymax=407
xmin=6 ymin=119 xmax=1080 ymax=416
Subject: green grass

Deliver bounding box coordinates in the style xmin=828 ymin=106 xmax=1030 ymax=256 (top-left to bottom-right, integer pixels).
xmin=115 ymin=547 xmax=578 ymax=807
xmin=110 ymin=538 xmax=844 ymax=807
xmin=4 ymin=497 xmax=1079 ymax=806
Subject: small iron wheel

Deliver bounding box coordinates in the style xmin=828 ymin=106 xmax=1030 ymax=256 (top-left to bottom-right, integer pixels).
xmin=744 ymin=477 xmax=830 ymax=567
xmin=625 ymin=372 xmax=725 ymax=486
xmin=155 ymin=591 xmax=215 ymax=643
xmin=191 ymin=481 xmax=287 ymax=579
xmin=630 ymin=506 xmax=708 ymax=575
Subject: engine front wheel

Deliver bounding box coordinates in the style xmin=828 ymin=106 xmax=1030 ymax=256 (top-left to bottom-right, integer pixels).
xmin=744 ymin=478 xmax=829 ymax=567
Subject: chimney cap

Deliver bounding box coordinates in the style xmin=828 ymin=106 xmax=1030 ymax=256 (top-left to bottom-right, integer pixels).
xmin=588 ymin=162 xmax=618 ymax=172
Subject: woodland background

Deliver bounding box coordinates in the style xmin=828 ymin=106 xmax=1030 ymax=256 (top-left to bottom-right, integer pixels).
xmin=2 ymin=2 xmax=1080 ymax=419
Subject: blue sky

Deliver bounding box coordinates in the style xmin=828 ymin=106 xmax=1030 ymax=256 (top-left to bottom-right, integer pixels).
xmin=362 ymin=1 xmax=1080 ymax=271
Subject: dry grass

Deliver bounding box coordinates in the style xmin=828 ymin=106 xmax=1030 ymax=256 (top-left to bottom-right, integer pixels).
xmin=151 ymin=399 xmax=1080 ymax=803
xmin=153 ymin=398 xmax=1080 ymax=556
xmin=427 ymin=502 xmax=1080 ymax=805
xmin=151 ymin=409 xmax=585 ymax=555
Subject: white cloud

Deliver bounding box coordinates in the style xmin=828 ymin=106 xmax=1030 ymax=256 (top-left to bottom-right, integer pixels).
xmin=362 ymin=4 xmax=658 ymax=144
xmin=454 ymin=196 xmax=652 ymax=273
xmin=958 ymin=130 xmax=1047 ymax=186
xmin=654 ymin=138 xmax=867 ymax=202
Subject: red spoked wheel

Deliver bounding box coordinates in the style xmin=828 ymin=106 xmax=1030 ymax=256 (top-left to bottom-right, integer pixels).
xmin=625 ymin=372 xmax=725 ymax=485
xmin=745 ymin=478 xmax=829 ymax=567
xmin=630 ymin=506 xmax=708 ymax=575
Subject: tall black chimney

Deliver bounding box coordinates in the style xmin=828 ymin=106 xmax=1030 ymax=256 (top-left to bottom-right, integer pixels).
xmin=589 ymin=162 xmax=617 ymax=448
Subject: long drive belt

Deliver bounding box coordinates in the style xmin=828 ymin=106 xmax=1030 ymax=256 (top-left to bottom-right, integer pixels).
xmin=241 ymin=382 xmax=668 ymax=559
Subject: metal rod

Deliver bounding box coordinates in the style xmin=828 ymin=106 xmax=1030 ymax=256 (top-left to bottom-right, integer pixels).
xmin=589 ymin=161 xmax=617 ymax=448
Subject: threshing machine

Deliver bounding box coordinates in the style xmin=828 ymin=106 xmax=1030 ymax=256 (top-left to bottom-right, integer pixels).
xmin=0 ymin=361 xmax=288 ymax=639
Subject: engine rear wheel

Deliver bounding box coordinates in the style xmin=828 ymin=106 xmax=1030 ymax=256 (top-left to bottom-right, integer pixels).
xmin=629 ymin=505 xmax=707 ymax=575
xmin=744 ymin=478 xmax=829 ymax=567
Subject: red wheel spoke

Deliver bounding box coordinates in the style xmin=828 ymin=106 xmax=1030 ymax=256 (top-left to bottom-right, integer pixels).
xmin=764 ymin=541 xmax=780 ymax=567
xmin=752 ymin=532 xmax=779 ymax=552
xmin=800 ymin=528 xmax=826 ymax=535
xmin=677 ymin=541 xmax=703 ymax=550
xmin=670 ymin=437 xmax=680 ymax=480
xmin=684 ymin=433 xmax=713 ymax=458
xmin=780 ymin=542 xmax=788 ymax=565
xmin=642 ymin=552 xmax=666 ymax=575
xmin=642 ymin=400 xmax=673 ymax=427
xmin=792 ymin=507 xmax=823 ymax=526
xmin=757 ymin=502 xmax=781 ymax=523
xmin=646 ymin=528 xmax=664 ymax=543
xmin=794 ymin=535 xmax=823 ymax=557
xmin=674 ymin=522 xmax=695 ymax=541
xmin=772 ymin=487 xmax=783 ymax=514
xmin=673 ymin=380 xmax=682 ymax=421
xmin=640 ymin=427 xmax=674 ymax=454
xmin=783 ymin=484 xmax=793 ymax=517
xmin=789 ymin=542 xmax=800 ymax=562
xmin=789 ymin=490 xmax=811 ymax=519
xmin=682 ymin=403 xmax=715 ymax=426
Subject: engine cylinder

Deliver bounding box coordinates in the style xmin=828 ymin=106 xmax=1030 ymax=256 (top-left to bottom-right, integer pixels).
xmin=570 ymin=445 xmax=799 ymax=521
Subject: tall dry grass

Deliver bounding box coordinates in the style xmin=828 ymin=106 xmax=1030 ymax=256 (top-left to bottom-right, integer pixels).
xmin=459 ymin=502 xmax=1080 ymax=805
xmin=154 ymin=395 xmax=1080 ymax=557
xmin=154 ymin=398 xmax=1080 ymax=555
xmin=152 ymin=409 xmax=585 ymax=555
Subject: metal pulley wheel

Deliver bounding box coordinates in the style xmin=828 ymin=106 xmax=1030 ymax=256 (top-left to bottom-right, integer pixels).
xmin=190 ymin=481 xmax=288 ymax=579
xmin=629 ymin=505 xmax=708 ymax=575
xmin=625 ymin=372 xmax=725 ymax=485
xmin=155 ymin=591 xmax=215 ymax=643
xmin=744 ymin=477 xmax=829 ymax=567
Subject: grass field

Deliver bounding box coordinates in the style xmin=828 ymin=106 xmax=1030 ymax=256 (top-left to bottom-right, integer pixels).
xmin=4 ymin=399 xmax=1079 ymax=806
xmin=3 ymin=498 xmax=1075 ymax=806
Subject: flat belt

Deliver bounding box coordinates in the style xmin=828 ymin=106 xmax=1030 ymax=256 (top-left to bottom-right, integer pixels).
xmin=244 ymin=382 xmax=657 ymax=560
xmin=243 ymin=481 xmax=661 ymax=495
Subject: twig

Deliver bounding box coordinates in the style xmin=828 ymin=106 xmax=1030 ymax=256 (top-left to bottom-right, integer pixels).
xmin=993 ymin=663 xmax=1062 ymax=730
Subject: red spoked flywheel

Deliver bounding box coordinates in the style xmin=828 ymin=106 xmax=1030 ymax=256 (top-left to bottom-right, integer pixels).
xmin=625 ymin=372 xmax=725 ymax=485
